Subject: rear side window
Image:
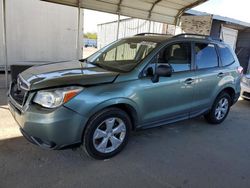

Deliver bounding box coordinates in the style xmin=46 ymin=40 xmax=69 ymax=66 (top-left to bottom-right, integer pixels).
xmin=195 ymin=43 xmax=219 ymax=69
xmin=218 ymin=45 xmax=235 ymax=66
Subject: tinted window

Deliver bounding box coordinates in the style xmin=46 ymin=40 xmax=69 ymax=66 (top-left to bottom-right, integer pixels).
xmin=218 ymin=45 xmax=235 ymax=66
xmin=195 ymin=43 xmax=219 ymax=69
xmin=157 ymin=42 xmax=191 ymax=72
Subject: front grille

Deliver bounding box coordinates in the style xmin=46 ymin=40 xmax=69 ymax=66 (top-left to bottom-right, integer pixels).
xmin=243 ymin=92 xmax=250 ymax=98
xmin=10 ymin=80 xmax=28 ymax=106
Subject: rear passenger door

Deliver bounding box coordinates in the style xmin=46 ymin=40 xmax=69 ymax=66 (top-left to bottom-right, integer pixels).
xmin=192 ymin=42 xmax=224 ymax=114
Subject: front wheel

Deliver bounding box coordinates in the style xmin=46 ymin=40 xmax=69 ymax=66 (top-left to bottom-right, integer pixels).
xmin=81 ymin=108 xmax=132 ymax=159
xmin=204 ymin=92 xmax=231 ymax=124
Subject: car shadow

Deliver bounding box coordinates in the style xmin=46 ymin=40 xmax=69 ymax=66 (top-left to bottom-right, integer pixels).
xmin=237 ymin=98 xmax=250 ymax=106
xmin=0 ymin=116 xmax=213 ymax=164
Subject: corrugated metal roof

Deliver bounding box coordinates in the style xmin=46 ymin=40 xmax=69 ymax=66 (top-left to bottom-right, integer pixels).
xmin=41 ymin=0 xmax=208 ymax=25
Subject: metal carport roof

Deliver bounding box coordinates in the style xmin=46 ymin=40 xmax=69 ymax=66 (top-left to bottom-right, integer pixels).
xmin=1 ymin=0 xmax=208 ymax=88
xmin=41 ymin=0 xmax=208 ymax=25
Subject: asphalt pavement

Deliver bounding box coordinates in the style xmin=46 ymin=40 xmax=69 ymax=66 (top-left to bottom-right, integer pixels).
xmin=0 ymin=81 xmax=250 ymax=188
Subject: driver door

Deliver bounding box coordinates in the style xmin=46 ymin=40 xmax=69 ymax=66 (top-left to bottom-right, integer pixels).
xmin=138 ymin=42 xmax=197 ymax=127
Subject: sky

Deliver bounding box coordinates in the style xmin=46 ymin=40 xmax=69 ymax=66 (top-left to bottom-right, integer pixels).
xmin=83 ymin=0 xmax=250 ymax=33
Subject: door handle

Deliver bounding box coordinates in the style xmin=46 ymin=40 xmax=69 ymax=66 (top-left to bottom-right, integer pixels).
xmin=184 ymin=78 xmax=194 ymax=85
xmin=217 ymin=72 xmax=225 ymax=78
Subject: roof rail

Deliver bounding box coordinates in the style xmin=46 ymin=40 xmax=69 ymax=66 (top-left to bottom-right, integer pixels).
xmin=173 ymin=33 xmax=211 ymax=39
xmin=173 ymin=33 xmax=223 ymax=42
xmin=135 ymin=33 xmax=172 ymax=36
xmin=135 ymin=32 xmax=223 ymax=42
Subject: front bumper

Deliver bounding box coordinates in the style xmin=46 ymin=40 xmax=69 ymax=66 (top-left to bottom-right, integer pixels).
xmin=8 ymin=98 xmax=87 ymax=149
xmin=241 ymin=82 xmax=250 ymax=100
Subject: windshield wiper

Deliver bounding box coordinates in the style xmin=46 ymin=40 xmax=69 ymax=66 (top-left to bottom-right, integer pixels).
xmin=84 ymin=59 xmax=125 ymax=72
xmin=87 ymin=60 xmax=108 ymax=70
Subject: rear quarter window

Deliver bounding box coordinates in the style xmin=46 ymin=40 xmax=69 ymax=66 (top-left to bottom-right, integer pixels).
xmin=195 ymin=43 xmax=219 ymax=69
xmin=218 ymin=45 xmax=235 ymax=66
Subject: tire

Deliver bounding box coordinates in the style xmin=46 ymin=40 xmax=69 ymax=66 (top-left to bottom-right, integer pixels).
xmin=81 ymin=107 xmax=132 ymax=159
xmin=204 ymin=92 xmax=232 ymax=124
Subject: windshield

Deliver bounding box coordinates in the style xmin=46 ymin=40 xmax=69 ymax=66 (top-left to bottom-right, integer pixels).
xmin=87 ymin=38 xmax=158 ymax=72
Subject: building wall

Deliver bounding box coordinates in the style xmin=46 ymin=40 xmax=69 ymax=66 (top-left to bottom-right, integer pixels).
xmin=180 ymin=15 xmax=212 ymax=35
xmin=210 ymin=20 xmax=221 ymax=38
xmin=0 ymin=0 xmax=79 ymax=70
xmin=237 ymin=29 xmax=250 ymax=48
xmin=236 ymin=29 xmax=250 ymax=73
xmin=209 ymin=20 xmax=250 ymax=72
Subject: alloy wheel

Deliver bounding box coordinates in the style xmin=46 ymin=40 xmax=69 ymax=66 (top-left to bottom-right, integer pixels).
xmin=215 ymin=97 xmax=229 ymax=120
xmin=93 ymin=117 xmax=126 ymax=153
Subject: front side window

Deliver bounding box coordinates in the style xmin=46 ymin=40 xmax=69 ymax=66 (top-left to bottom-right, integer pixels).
xmin=195 ymin=43 xmax=219 ymax=69
xmin=218 ymin=45 xmax=235 ymax=66
xmin=156 ymin=42 xmax=191 ymax=72
xmin=87 ymin=39 xmax=158 ymax=72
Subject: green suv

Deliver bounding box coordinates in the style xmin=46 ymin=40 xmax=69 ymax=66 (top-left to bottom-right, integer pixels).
xmin=8 ymin=33 xmax=242 ymax=159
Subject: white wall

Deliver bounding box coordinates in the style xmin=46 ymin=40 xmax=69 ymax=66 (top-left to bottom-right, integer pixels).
xmin=0 ymin=0 xmax=79 ymax=69
xmin=97 ymin=18 xmax=164 ymax=49
xmin=220 ymin=25 xmax=238 ymax=50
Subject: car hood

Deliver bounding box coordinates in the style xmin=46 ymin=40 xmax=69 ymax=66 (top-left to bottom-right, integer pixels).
xmin=19 ymin=60 xmax=119 ymax=90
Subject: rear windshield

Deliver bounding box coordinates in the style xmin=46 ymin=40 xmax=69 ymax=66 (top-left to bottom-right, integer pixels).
xmin=87 ymin=38 xmax=158 ymax=72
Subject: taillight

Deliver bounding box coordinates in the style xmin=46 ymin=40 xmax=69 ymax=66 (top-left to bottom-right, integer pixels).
xmin=237 ymin=66 xmax=244 ymax=75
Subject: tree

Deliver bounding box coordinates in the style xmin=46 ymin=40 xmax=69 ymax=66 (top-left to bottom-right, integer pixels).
xmin=84 ymin=32 xmax=97 ymax=39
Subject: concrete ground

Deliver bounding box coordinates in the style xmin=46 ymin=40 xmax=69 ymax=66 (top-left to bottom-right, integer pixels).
xmin=82 ymin=47 xmax=98 ymax=58
xmin=0 ymin=74 xmax=250 ymax=188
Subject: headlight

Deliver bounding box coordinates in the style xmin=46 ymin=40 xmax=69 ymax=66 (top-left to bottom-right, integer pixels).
xmin=33 ymin=86 xmax=83 ymax=108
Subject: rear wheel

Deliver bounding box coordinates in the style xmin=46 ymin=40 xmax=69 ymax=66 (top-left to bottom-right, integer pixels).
xmin=204 ymin=92 xmax=231 ymax=124
xmin=81 ymin=108 xmax=131 ymax=159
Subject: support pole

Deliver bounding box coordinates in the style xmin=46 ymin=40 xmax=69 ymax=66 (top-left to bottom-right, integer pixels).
xmin=136 ymin=18 xmax=140 ymax=34
xmin=174 ymin=16 xmax=180 ymax=35
xmin=1 ymin=0 xmax=8 ymax=88
xmin=76 ymin=1 xmax=83 ymax=59
xmin=116 ymin=14 xmax=120 ymax=40
xmin=148 ymin=20 xmax=151 ymax=32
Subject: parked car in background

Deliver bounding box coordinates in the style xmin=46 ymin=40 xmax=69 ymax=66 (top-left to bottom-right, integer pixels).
xmin=8 ymin=33 xmax=242 ymax=159
xmin=241 ymin=72 xmax=250 ymax=100
xmin=84 ymin=38 xmax=97 ymax=48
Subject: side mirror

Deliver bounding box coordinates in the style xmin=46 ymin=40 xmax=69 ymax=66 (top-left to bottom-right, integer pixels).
xmin=152 ymin=64 xmax=172 ymax=83
xmin=156 ymin=64 xmax=172 ymax=77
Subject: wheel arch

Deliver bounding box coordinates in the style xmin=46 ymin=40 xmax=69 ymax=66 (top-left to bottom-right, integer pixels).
xmin=107 ymin=103 xmax=138 ymax=131
xmin=82 ymin=98 xmax=140 ymax=139
xmin=216 ymin=86 xmax=236 ymax=105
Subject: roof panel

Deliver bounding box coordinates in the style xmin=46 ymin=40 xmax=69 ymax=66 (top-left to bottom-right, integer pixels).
xmin=41 ymin=0 xmax=208 ymax=24
xmin=81 ymin=0 xmax=118 ymax=13
xmin=101 ymin=0 xmax=120 ymax=3
xmin=162 ymin=0 xmax=191 ymax=6
xmin=153 ymin=5 xmax=179 ymax=16
xmin=157 ymin=1 xmax=184 ymax=10
xmin=122 ymin=0 xmax=152 ymax=11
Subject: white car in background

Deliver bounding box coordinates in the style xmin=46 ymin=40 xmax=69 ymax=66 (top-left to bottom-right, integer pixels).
xmin=241 ymin=73 xmax=250 ymax=100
